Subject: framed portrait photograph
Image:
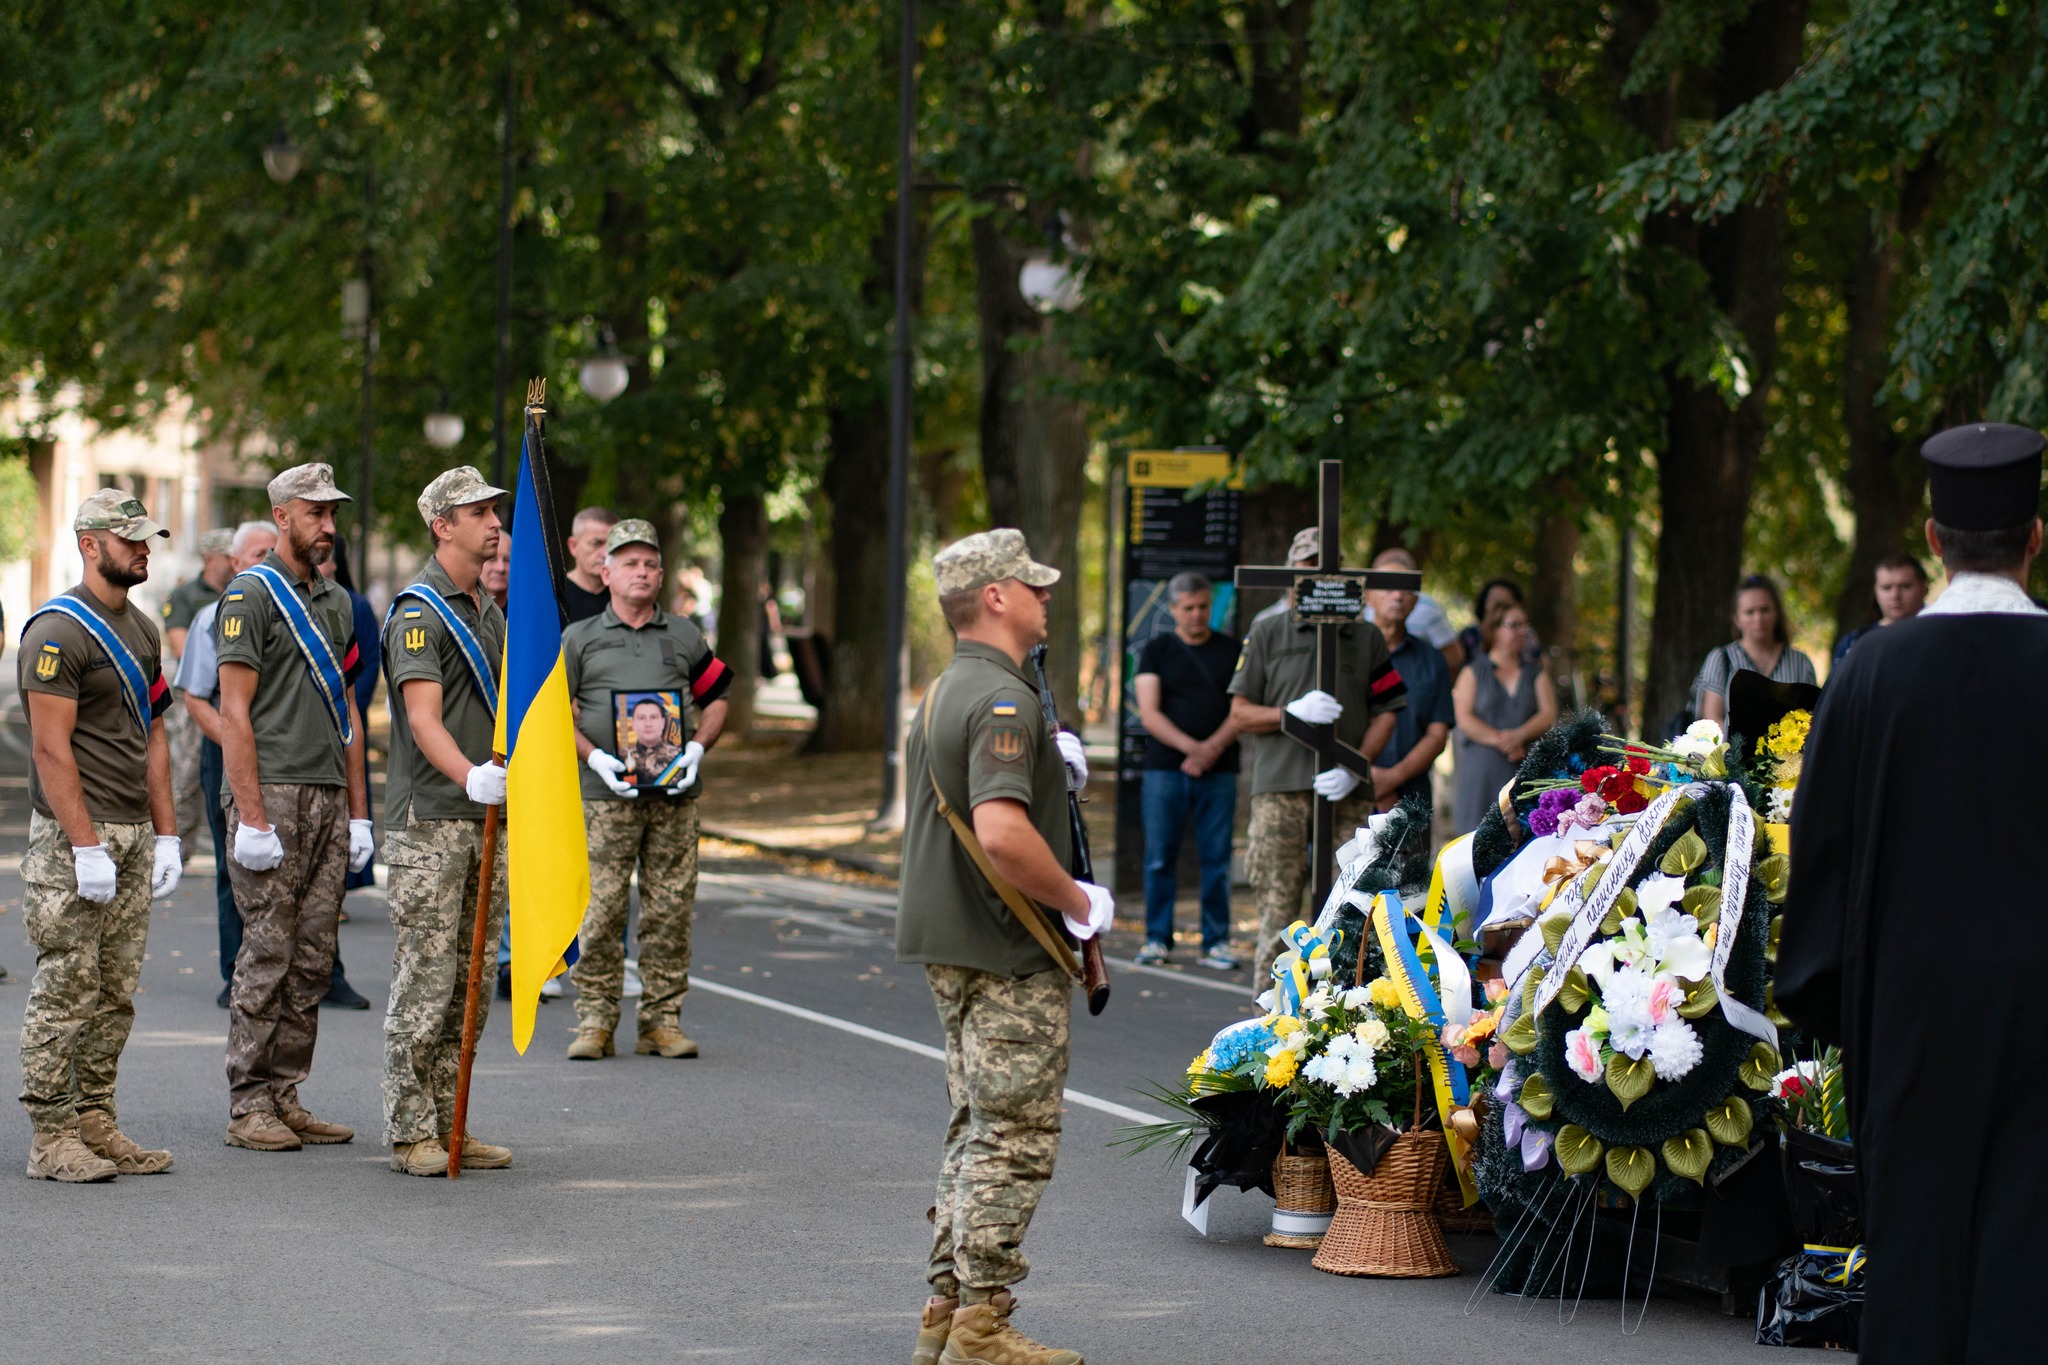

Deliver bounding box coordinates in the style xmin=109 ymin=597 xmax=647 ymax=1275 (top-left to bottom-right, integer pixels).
xmin=613 ymin=689 xmax=689 ymax=788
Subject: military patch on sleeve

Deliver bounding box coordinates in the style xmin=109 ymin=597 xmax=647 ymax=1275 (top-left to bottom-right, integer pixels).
xmin=226 ymin=590 xmax=244 ymax=602
xmin=34 ymin=641 xmax=60 ymax=681
xmin=988 ymin=723 xmax=1026 ymax=762
xmin=402 ymin=625 xmax=428 ymax=655
xmin=991 ymin=701 xmax=1017 ymax=716
xmin=160 ymin=602 xmax=172 ymax=618
xmin=403 ymin=607 xmax=423 ymax=619
xmin=221 ymin=614 xmax=246 ymax=641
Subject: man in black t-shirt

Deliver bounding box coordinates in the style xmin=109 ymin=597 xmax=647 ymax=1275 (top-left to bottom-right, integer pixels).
xmin=1132 ymin=572 xmax=1243 ymax=970
xmin=561 ymin=506 xmax=617 ymax=622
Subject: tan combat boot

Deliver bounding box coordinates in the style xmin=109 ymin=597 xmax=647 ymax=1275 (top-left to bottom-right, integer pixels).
xmin=26 ymin=1129 xmax=119 ymax=1183
xmin=939 ymin=1291 xmax=1082 ymax=1365
xmin=279 ymin=1108 xmax=354 ymax=1145
xmin=913 ymin=1294 xmax=959 ymax=1365
xmin=78 ymin=1110 xmax=173 ymax=1174
xmin=635 ymin=1024 xmax=699 ymax=1058
xmin=567 ymin=1026 xmax=614 ymax=1060
xmin=224 ymin=1112 xmax=302 ymax=1151
xmin=444 ymin=1131 xmax=512 ymax=1169
xmin=391 ymin=1137 xmax=450 ymax=1176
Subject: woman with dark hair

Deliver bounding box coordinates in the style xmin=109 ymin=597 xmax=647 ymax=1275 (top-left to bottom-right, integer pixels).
xmin=1453 ymin=577 xmax=1540 ymax=673
xmin=1692 ymin=573 xmax=1817 ymax=725
xmin=1451 ymin=598 xmax=1558 ymax=833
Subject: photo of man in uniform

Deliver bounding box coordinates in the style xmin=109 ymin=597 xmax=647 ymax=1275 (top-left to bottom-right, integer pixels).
xmin=616 ymin=693 xmax=684 ymax=787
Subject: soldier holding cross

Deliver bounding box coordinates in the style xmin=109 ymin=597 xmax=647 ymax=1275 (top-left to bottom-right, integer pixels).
xmin=1229 ymin=524 xmax=1408 ymax=986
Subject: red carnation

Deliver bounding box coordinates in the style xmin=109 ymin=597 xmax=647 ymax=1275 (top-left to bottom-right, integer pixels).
xmin=1625 ymin=754 xmax=1651 ymax=776
xmin=1598 ymin=770 xmax=1634 ymax=802
xmin=1582 ymin=765 xmax=1617 ymax=795
xmin=1614 ymin=788 xmax=1648 ymax=815
xmin=1780 ymin=1075 xmax=1808 ymax=1099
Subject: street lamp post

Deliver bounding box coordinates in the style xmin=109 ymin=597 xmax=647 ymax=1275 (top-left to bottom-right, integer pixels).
xmin=872 ymin=0 xmax=916 ymax=830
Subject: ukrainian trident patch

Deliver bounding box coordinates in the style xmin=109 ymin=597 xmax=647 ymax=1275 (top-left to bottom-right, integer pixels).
xmin=403 ymin=626 xmax=428 ymax=655
xmin=34 ymin=642 xmax=60 ymax=681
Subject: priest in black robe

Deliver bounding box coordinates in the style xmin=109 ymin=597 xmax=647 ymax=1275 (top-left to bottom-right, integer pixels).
xmin=1780 ymin=421 xmax=2048 ymax=1363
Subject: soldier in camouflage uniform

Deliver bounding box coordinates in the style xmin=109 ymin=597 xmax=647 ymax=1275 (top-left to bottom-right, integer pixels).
xmin=215 ymin=463 xmax=374 ymax=1152
xmin=160 ymin=527 xmax=234 ymax=860
xmin=379 ymin=467 xmax=514 ymax=1176
xmin=17 ymin=490 xmax=184 ymax=1182
xmin=898 ymin=529 xmax=1116 ymax=1365
xmin=1227 ymin=526 xmax=1407 ymax=987
xmin=561 ymin=520 xmax=731 ymax=1060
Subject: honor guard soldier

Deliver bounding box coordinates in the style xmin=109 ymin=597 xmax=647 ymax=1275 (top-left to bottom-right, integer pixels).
xmin=379 ymin=467 xmax=513 ymax=1177
xmin=1227 ymin=526 xmax=1406 ymax=986
xmin=562 ymin=519 xmax=732 ymax=1060
xmin=214 ymin=462 xmax=373 ymax=1152
xmin=899 ymin=529 xmax=1113 ymax=1365
xmin=18 ymin=491 xmax=183 ymax=1181
xmin=161 ymin=527 xmax=234 ymax=858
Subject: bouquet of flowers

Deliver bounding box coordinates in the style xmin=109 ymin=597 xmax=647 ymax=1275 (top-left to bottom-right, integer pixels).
xmin=1752 ymin=709 xmax=1811 ymax=824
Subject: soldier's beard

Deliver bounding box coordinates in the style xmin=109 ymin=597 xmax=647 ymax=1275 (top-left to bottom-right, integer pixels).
xmin=288 ymin=525 xmax=333 ymax=567
xmin=99 ymin=555 xmax=149 ymax=589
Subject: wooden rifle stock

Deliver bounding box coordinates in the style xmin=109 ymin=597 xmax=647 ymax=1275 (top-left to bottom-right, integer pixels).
xmin=1028 ymin=646 xmax=1110 ymax=1016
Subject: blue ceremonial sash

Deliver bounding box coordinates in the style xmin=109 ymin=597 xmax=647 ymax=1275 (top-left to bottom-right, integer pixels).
xmin=240 ymin=563 xmax=354 ymax=744
xmin=24 ymin=598 xmax=155 ymax=738
xmin=386 ymin=583 xmax=498 ymax=717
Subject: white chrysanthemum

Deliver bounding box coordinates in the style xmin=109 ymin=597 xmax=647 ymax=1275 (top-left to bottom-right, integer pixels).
xmin=1307 ymin=1034 xmax=1379 ymax=1096
xmin=1601 ymin=966 xmax=1656 ymax=1059
xmin=1671 ymin=719 xmax=1725 ymax=758
xmin=1648 ymin=1018 xmax=1703 ymax=1080
xmin=1339 ymin=986 xmax=1372 ymax=1011
xmin=1766 ymin=787 xmax=1794 ymax=822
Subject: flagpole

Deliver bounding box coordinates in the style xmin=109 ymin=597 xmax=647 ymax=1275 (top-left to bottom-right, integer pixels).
xmin=447 ymin=751 xmax=503 ymax=1180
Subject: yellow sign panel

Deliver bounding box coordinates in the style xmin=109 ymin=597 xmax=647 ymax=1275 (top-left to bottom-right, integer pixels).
xmin=1126 ymin=450 xmax=1240 ymax=489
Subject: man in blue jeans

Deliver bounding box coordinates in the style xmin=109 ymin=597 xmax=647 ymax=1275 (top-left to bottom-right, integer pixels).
xmin=1133 ymin=572 xmax=1243 ymax=969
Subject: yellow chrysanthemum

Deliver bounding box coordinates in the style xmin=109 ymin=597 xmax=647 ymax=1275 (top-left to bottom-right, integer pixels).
xmin=1271 ymin=1016 xmax=1303 ymax=1039
xmin=1367 ymin=977 xmax=1401 ymax=1009
xmin=1187 ymin=1049 xmax=1211 ymax=1077
xmin=1264 ymin=1050 xmax=1300 ymax=1088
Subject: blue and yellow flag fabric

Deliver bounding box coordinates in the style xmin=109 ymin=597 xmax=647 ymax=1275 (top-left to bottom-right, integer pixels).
xmin=493 ymin=386 xmax=591 ymax=1053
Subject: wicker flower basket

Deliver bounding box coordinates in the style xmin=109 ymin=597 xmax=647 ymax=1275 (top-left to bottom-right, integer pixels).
xmin=1312 ymin=1130 xmax=1459 ymax=1278
xmin=1434 ymin=1173 xmax=1496 ymax=1235
xmin=1263 ymin=1149 xmax=1336 ymax=1249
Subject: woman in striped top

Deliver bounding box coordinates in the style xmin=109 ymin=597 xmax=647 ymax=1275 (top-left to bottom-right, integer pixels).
xmin=1693 ymin=573 xmax=1818 ymax=724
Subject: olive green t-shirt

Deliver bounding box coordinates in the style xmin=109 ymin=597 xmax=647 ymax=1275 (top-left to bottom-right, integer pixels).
xmin=382 ymin=556 xmax=507 ymax=823
xmin=1227 ymin=610 xmax=1408 ymax=796
xmin=160 ymin=575 xmax=219 ymax=638
xmin=896 ymin=641 xmax=1074 ymax=978
xmin=20 ymin=585 xmax=168 ymax=825
xmin=212 ymin=550 xmax=358 ymax=790
xmin=561 ymin=604 xmax=729 ymax=801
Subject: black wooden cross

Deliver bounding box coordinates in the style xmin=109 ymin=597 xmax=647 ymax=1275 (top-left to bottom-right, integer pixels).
xmin=1235 ymin=459 xmax=1423 ymax=911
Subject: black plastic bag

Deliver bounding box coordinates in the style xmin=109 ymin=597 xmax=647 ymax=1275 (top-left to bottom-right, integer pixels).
xmin=1755 ymin=1244 xmax=1863 ymax=1349
xmin=1781 ymin=1129 xmax=1861 ymax=1246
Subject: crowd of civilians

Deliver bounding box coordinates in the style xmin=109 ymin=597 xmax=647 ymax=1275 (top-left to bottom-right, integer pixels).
xmin=1130 ymin=549 xmax=1927 ymax=967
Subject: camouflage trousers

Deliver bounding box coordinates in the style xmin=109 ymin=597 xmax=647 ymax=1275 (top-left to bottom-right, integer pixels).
xmin=166 ymin=703 xmax=203 ymax=855
xmin=223 ymin=784 xmax=346 ymax=1119
xmin=382 ymin=816 xmax=507 ymax=1146
xmin=17 ymin=814 xmax=154 ymax=1133
xmin=925 ymin=964 xmax=1072 ymax=1293
xmin=1246 ymin=789 xmax=1372 ymax=989
xmin=572 ymin=798 xmax=698 ymax=1034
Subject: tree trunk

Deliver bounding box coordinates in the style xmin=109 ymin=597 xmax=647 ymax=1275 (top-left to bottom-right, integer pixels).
xmin=809 ymin=399 xmax=893 ymax=750
xmin=716 ymin=490 xmax=768 ymax=741
xmin=1639 ymin=0 xmax=1807 ymax=733
xmin=1831 ymin=161 xmax=1942 ymax=649
xmin=972 ymin=213 xmax=1090 ymax=724
xmin=1529 ymin=481 xmax=1582 ymax=665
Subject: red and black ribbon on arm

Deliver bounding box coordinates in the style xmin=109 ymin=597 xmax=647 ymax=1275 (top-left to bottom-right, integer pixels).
xmin=689 ymin=653 xmax=732 ymax=706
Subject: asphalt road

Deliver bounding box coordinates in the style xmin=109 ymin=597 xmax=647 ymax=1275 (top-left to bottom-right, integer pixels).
xmin=0 ymin=699 xmax=1775 ymax=1361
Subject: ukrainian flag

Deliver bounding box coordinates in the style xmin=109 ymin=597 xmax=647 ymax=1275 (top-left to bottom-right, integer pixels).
xmin=494 ymin=387 xmax=591 ymax=1054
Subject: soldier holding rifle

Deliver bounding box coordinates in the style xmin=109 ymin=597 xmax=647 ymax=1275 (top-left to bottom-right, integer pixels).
xmin=898 ymin=529 xmax=1113 ymax=1365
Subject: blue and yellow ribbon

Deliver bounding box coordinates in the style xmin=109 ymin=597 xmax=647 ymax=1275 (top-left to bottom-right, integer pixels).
xmin=242 ymin=562 xmax=354 ymax=744
xmin=1269 ymin=919 xmax=1341 ymax=1017
xmin=1371 ymin=890 xmax=1478 ymax=1204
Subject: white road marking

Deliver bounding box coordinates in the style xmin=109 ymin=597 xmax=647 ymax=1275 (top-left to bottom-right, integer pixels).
xmin=693 ymin=977 xmax=1162 ymax=1126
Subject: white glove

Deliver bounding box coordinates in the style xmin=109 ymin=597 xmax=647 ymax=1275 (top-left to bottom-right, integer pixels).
xmin=233 ymin=823 xmax=284 ymax=872
xmin=73 ymin=845 xmax=118 ymax=904
xmin=587 ymin=748 xmax=637 ymax=798
xmin=663 ymin=740 xmax=706 ymax=797
xmin=1312 ymin=766 xmax=1363 ymax=801
xmin=348 ymin=819 xmax=375 ymax=873
xmin=151 ymin=835 xmax=182 ymax=900
xmin=1285 ymin=689 xmax=1344 ymax=725
xmin=464 ymin=762 xmax=508 ymax=806
xmin=1054 ymin=730 xmax=1089 ymax=791
xmin=1063 ymin=880 xmax=1116 ymax=941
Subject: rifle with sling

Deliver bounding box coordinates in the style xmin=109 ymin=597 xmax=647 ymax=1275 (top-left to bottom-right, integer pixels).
xmin=1029 ymin=645 xmax=1111 ymax=1016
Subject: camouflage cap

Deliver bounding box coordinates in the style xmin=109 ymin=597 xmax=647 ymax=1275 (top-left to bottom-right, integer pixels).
xmin=73 ymin=489 xmax=169 ymax=542
xmin=604 ymin=519 xmax=661 ymax=555
xmin=932 ymin=528 xmax=1060 ymax=597
xmin=1287 ymin=526 xmax=1321 ymax=565
xmin=267 ymin=461 xmax=351 ymax=507
xmin=416 ymin=465 xmax=509 ymax=526
xmin=198 ymin=528 xmax=236 ymax=556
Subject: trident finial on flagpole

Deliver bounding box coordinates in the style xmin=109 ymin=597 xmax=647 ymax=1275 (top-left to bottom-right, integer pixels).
xmin=524 ymin=376 xmax=546 ymax=412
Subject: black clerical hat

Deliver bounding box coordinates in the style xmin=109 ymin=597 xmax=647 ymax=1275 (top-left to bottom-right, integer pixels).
xmin=1922 ymin=422 xmax=2044 ymax=530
